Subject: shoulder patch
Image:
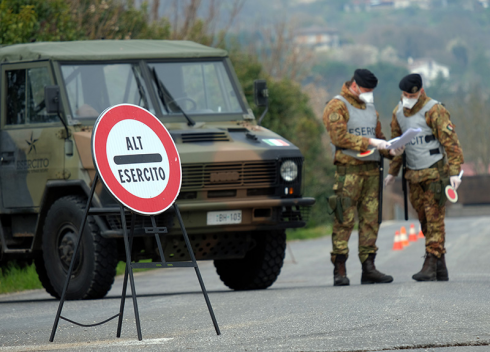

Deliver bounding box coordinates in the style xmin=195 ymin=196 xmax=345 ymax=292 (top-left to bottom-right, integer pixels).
xmin=443 ymin=121 xmax=454 ymax=134
xmin=329 ymin=112 xmax=341 ymax=122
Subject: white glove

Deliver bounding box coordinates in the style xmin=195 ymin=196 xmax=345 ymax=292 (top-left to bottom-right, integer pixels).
xmin=384 ymin=174 xmax=395 ymax=187
xmin=389 ymin=146 xmax=405 ymax=157
xmin=450 ymin=176 xmax=461 ymax=190
xmin=369 ymin=138 xmax=390 ymax=150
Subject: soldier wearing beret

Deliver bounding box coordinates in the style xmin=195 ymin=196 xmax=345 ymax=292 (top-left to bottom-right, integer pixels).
xmin=385 ymin=73 xmax=464 ymax=281
xmin=322 ymin=69 xmax=404 ymax=286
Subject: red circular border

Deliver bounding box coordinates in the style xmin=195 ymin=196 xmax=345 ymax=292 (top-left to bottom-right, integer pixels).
xmin=445 ymin=186 xmax=458 ymax=203
xmin=92 ymin=104 xmax=181 ymax=215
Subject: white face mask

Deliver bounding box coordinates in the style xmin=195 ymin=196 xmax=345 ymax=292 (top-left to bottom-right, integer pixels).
xmin=402 ymin=93 xmax=420 ymax=109
xmin=357 ymin=86 xmax=374 ymax=104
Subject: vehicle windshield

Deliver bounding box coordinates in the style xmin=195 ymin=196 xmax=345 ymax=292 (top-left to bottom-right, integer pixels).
xmin=61 ymin=63 xmax=154 ymax=119
xmin=148 ymin=61 xmax=244 ymax=115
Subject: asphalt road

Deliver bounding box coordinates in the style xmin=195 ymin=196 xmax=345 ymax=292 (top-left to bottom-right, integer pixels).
xmin=1 ymin=216 xmax=490 ymax=352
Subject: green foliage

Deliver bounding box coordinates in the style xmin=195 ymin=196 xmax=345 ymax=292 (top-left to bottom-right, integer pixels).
xmin=0 ymin=0 xmax=79 ymax=44
xmin=0 ymin=0 xmax=172 ymax=45
xmin=286 ymin=224 xmax=331 ymax=241
xmin=0 ymin=262 xmax=42 ymax=294
xmin=0 ymin=1 xmax=37 ymax=44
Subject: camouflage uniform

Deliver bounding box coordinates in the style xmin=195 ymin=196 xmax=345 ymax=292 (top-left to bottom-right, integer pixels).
xmin=389 ymin=91 xmax=464 ymax=258
xmin=323 ymin=83 xmax=391 ymax=264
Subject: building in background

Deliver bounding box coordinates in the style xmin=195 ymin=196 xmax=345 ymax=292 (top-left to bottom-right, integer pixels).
xmin=408 ymin=57 xmax=450 ymax=86
xmin=294 ymin=26 xmax=340 ymax=52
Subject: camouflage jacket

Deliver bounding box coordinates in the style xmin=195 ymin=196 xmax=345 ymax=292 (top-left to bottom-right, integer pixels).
xmin=388 ymin=91 xmax=464 ymax=183
xmin=322 ymin=82 xmax=390 ymax=166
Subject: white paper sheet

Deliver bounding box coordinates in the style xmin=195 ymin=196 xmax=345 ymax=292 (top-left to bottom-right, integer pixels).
xmin=387 ymin=127 xmax=422 ymax=150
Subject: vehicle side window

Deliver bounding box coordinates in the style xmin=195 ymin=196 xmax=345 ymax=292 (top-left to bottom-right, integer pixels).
xmin=5 ymin=67 xmax=56 ymax=125
xmin=27 ymin=67 xmax=58 ymax=123
xmin=6 ymin=70 xmax=26 ymax=125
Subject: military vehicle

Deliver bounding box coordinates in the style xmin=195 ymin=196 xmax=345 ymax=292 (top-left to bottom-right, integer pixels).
xmin=0 ymin=40 xmax=314 ymax=299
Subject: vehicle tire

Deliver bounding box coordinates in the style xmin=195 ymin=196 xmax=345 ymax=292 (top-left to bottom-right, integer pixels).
xmin=35 ymin=256 xmax=59 ymax=298
xmin=41 ymin=195 xmax=117 ymax=300
xmin=214 ymin=230 xmax=286 ymax=290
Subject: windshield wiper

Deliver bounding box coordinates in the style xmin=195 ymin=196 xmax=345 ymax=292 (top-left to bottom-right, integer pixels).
xmin=150 ymin=67 xmax=195 ymax=127
xmin=132 ymin=66 xmax=149 ymax=110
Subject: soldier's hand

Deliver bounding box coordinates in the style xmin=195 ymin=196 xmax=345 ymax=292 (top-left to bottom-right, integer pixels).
xmin=450 ymin=176 xmax=462 ymax=190
xmin=369 ymin=138 xmax=390 ymax=150
xmin=384 ymin=174 xmax=395 ymax=187
xmin=389 ymin=146 xmax=405 ymax=157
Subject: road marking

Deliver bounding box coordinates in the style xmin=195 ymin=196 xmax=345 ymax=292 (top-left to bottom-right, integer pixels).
xmin=0 ymin=338 xmax=173 ymax=351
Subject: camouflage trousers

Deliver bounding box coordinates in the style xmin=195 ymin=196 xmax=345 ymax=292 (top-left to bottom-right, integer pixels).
xmin=409 ymin=180 xmax=446 ymax=258
xmin=331 ymin=170 xmax=380 ymax=264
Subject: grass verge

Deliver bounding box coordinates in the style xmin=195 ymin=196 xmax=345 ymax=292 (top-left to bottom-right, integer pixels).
xmin=0 ymin=260 xmax=150 ymax=295
xmin=0 ymin=262 xmax=43 ymax=295
xmin=286 ymin=224 xmax=332 ymax=241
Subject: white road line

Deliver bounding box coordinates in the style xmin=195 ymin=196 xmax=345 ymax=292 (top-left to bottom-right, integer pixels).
xmin=0 ymin=338 xmax=173 ymax=351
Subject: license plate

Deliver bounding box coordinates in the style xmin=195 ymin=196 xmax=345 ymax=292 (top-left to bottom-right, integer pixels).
xmin=207 ymin=210 xmax=242 ymax=225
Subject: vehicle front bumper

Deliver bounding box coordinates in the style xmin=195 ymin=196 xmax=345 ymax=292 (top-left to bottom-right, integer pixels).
xmin=99 ymin=197 xmax=316 ymax=237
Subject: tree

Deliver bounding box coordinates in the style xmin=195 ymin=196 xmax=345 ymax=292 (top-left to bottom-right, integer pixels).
xmin=0 ymin=0 xmax=170 ymax=44
xmin=0 ymin=0 xmax=77 ymax=44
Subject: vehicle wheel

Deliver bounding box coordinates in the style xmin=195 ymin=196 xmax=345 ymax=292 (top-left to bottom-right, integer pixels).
xmin=41 ymin=196 xmax=118 ymax=300
xmin=34 ymin=256 xmax=59 ymax=298
xmin=214 ymin=230 xmax=286 ymax=290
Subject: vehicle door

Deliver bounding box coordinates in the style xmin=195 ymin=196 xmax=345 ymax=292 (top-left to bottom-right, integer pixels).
xmin=0 ymin=62 xmax=64 ymax=208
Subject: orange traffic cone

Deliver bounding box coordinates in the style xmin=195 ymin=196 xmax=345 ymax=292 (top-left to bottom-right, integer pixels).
xmin=392 ymin=230 xmax=403 ymax=251
xmin=409 ymin=223 xmax=418 ymax=242
xmin=400 ymin=226 xmax=409 ymax=247
xmin=418 ymin=224 xmax=424 ymax=239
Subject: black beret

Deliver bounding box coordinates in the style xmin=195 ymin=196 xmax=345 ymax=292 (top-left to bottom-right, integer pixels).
xmin=354 ymin=68 xmax=378 ymax=89
xmin=399 ymin=74 xmax=423 ymax=93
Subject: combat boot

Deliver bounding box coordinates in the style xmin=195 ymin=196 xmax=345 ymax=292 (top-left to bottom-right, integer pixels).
xmin=436 ymin=254 xmax=449 ymax=281
xmin=412 ymin=252 xmax=437 ymax=281
xmin=333 ymin=254 xmax=350 ymax=286
xmin=361 ymin=254 xmax=393 ymax=284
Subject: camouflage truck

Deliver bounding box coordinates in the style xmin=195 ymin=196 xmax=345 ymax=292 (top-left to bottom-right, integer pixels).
xmin=0 ymin=40 xmax=314 ymax=299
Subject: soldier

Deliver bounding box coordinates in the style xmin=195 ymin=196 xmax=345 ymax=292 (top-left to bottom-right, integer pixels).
xmin=323 ymin=69 xmax=404 ymax=286
xmin=384 ymin=73 xmax=464 ymax=282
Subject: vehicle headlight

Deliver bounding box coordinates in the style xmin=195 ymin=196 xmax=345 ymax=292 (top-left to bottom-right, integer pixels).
xmin=280 ymin=160 xmax=298 ymax=182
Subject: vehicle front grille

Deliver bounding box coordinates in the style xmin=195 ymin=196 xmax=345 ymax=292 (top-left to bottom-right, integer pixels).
xmin=181 ymin=161 xmax=277 ymax=190
xmin=181 ymin=132 xmax=229 ymax=143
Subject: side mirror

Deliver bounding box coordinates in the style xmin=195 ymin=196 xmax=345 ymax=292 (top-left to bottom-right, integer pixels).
xmin=45 ymin=85 xmax=60 ymax=114
xmin=254 ymin=80 xmax=269 ymax=107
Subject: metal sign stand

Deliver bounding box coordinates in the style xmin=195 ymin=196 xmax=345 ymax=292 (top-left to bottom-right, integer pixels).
xmin=49 ymin=173 xmax=220 ymax=342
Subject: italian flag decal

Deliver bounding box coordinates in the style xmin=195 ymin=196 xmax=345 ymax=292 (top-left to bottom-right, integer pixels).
xmin=263 ymin=139 xmax=290 ymax=147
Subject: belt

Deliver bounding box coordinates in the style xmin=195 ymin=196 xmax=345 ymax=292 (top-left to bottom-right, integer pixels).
xmin=429 ymin=159 xmax=445 ymax=169
xmin=428 ymin=158 xmax=448 ymax=177
xmin=337 ymin=162 xmax=379 ymax=175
